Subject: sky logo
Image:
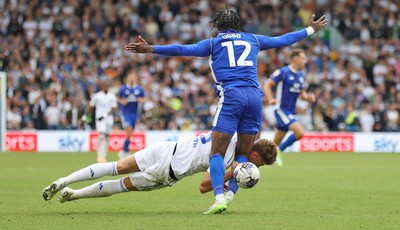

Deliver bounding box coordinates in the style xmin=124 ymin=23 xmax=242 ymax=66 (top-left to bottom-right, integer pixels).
xmin=58 ymin=134 xmax=85 ymax=151
xmin=373 ymin=137 xmax=399 ymax=153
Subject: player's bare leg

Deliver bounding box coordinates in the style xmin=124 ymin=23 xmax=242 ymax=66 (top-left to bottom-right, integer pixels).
xmin=289 ymin=122 xmax=305 ymax=140
xmin=204 ymin=131 xmax=232 ymax=214
xmin=43 ymin=154 xmax=140 ymax=201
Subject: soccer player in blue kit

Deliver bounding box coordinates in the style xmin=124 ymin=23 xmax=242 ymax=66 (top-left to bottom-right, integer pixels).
xmin=117 ymin=70 xmax=145 ymax=160
xmin=125 ymin=7 xmax=327 ymax=214
xmin=264 ymin=49 xmax=316 ymax=167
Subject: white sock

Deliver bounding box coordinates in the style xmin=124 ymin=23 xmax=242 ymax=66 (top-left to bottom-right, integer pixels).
xmin=216 ymin=194 xmax=225 ymax=203
xmin=226 ymin=191 xmax=235 ymax=201
xmin=61 ymin=162 xmax=118 ymax=185
xmin=71 ymin=179 xmax=129 ymax=200
xmin=97 ymin=134 xmax=108 ymax=159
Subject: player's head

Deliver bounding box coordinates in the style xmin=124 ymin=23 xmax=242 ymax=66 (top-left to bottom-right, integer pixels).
xmin=126 ymin=69 xmax=138 ymax=85
xmin=210 ymin=5 xmax=241 ymax=31
xmin=99 ymin=80 xmax=109 ymax=93
xmin=248 ymin=139 xmax=277 ymax=167
xmin=290 ymin=49 xmax=307 ymax=70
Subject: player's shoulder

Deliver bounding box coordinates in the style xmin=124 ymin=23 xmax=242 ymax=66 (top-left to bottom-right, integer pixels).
xmin=281 ymin=65 xmax=291 ymax=72
xmin=134 ymin=85 xmax=144 ymax=90
xmin=271 ymin=66 xmax=286 ymax=77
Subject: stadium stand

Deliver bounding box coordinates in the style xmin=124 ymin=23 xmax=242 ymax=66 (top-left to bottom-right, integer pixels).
xmin=1 ymin=0 xmax=399 ymax=132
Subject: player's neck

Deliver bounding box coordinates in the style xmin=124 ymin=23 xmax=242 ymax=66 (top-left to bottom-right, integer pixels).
xmin=288 ymin=64 xmax=299 ymax=73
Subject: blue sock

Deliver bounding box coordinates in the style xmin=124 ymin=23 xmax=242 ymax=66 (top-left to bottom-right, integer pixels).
xmin=227 ymin=178 xmax=239 ymax=194
xmin=209 ymin=154 xmax=224 ymax=196
xmin=279 ymin=134 xmax=298 ymax=152
xmin=236 ymin=155 xmax=248 ymax=163
xmin=227 ymin=155 xmax=248 ymax=194
xmin=123 ymin=139 xmax=130 ymax=152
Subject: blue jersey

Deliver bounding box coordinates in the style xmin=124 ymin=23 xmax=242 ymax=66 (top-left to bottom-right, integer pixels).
xmin=271 ymin=66 xmax=305 ymax=114
xmin=153 ymin=29 xmax=308 ymax=90
xmin=117 ymin=84 xmax=145 ymax=115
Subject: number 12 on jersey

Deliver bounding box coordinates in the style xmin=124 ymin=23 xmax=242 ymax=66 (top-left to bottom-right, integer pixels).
xmin=221 ymin=40 xmax=253 ymax=67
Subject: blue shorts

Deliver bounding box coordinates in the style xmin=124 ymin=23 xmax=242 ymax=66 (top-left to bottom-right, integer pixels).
xmin=121 ymin=113 xmax=137 ymax=129
xmin=212 ymin=86 xmax=262 ymax=135
xmin=274 ymin=108 xmax=297 ymax=132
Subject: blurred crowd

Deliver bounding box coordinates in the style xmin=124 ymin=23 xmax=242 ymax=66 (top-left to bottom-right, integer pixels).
xmin=2 ymin=0 xmax=399 ymax=132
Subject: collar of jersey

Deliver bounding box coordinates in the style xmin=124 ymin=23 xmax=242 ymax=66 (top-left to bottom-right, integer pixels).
xmin=126 ymin=84 xmax=137 ymax=89
xmin=219 ymin=29 xmax=238 ymax=34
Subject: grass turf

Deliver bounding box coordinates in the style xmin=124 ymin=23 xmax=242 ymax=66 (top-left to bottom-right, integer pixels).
xmin=0 ymin=152 xmax=399 ymax=230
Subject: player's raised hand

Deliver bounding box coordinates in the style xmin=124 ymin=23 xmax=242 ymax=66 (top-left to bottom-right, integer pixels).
xmin=309 ymin=14 xmax=328 ymax=32
xmin=125 ymin=35 xmax=153 ymax=53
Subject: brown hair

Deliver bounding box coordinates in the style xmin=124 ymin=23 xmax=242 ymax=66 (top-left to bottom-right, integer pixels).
xmin=289 ymin=49 xmax=305 ymax=59
xmin=251 ymin=139 xmax=277 ymax=165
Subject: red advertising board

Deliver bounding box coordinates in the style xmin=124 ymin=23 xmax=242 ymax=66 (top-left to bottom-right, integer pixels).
xmin=300 ymin=133 xmax=354 ymax=152
xmin=5 ymin=132 xmax=37 ymax=151
xmin=90 ymin=132 xmax=146 ymax=151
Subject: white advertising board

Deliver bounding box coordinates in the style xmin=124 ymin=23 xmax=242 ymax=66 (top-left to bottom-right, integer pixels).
xmin=37 ymin=131 xmax=89 ymax=152
xmin=354 ymin=133 xmax=400 ymax=153
xmin=5 ymin=131 xmax=400 ymax=153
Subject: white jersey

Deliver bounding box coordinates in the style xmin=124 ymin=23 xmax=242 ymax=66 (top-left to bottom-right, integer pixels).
xmin=132 ymin=131 xmax=238 ymax=190
xmin=171 ymin=132 xmax=237 ymax=180
xmin=89 ymin=91 xmax=117 ymax=119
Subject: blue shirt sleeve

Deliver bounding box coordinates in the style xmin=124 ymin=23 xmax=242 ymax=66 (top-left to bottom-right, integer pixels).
xmin=270 ymin=68 xmax=284 ymax=84
xmin=255 ymin=29 xmax=307 ymax=50
xmin=153 ymin=39 xmax=211 ymax=57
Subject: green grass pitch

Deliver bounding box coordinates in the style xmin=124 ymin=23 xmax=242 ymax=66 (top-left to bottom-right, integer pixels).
xmin=1 ymin=152 xmax=399 ymax=230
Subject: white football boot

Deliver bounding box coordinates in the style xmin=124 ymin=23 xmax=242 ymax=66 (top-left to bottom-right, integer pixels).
xmin=42 ymin=179 xmax=66 ymax=201
xmin=59 ymin=187 xmax=75 ymax=203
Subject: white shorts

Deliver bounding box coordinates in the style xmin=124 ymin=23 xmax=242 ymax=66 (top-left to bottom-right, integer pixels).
xmin=129 ymin=141 xmax=177 ymax=191
xmin=96 ymin=116 xmax=113 ymax=134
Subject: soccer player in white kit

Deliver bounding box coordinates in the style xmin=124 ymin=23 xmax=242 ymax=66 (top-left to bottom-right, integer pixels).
xmin=42 ymin=132 xmax=277 ymax=210
xmin=82 ymin=81 xmax=118 ymax=163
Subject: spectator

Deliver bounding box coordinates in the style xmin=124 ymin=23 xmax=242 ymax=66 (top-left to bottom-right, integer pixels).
xmin=7 ymin=104 xmax=22 ymax=130
xmin=66 ymin=99 xmax=85 ymax=130
xmin=385 ymin=103 xmax=399 ymax=132
xmin=359 ymin=104 xmax=374 ymax=132
xmin=44 ymin=100 xmax=61 ymax=130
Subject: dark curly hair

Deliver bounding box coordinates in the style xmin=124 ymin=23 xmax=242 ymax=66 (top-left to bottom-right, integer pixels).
xmin=209 ymin=6 xmax=241 ymax=31
xmin=251 ymin=139 xmax=277 ymax=165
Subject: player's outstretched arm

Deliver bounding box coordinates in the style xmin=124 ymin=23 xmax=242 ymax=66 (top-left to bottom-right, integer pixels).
xmin=257 ymin=14 xmax=328 ymax=50
xmin=125 ymin=36 xmax=211 ymax=57
xmin=199 ymin=171 xmax=233 ymax=194
xmin=125 ymin=36 xmax=153 ymax=53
